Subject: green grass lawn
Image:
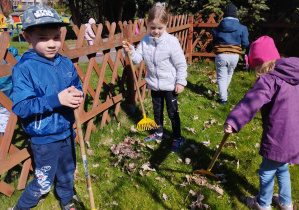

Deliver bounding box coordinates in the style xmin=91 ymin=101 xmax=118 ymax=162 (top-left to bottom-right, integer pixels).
xmin=1 ymin=36 xmax=298 ymax=210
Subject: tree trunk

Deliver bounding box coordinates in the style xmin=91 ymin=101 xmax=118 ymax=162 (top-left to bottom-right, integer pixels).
xmin=1 ymin=0 xmax=11 ymax=12
xmin=69 ymin=0 xmax=81 ymax=26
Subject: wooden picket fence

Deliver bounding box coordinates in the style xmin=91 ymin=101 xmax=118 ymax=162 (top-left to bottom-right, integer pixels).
xmin=0 ymin=32 xmax=32 ymax=197
xmin=0 ymin=15 xmax=193 ymax=197
xmin=1 ymin=11 xmax=298 ymax=197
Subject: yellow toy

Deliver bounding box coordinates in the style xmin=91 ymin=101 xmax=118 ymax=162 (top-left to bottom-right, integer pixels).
xmin=0 ymin=13 xmax=8 ymax=31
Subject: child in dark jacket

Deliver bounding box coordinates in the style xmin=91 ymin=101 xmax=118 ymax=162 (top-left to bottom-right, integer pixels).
xmin=224 ymin=36 xmax=296 ymax=210
xmin=212 ymin=4 xmax=249 ymax=105
xmin=11 ymin=6 xmax=83 ymax=210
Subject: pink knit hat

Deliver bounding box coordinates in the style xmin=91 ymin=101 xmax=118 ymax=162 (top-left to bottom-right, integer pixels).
xmin=248 ymin=36 xmax=280 ymax=68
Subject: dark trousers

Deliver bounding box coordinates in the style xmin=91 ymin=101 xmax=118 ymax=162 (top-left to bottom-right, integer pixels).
xmin=151 ymin=90 xmax=181 ymax=139
xmin=17 ymin=135 xmax=76 ymax=209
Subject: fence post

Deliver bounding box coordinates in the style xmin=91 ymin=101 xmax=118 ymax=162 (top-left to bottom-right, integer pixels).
xmin=187 ymin=16 xmax=194 ymax=64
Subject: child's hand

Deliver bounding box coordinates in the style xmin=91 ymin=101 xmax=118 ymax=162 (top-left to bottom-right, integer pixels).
xmin=58 ymin=86 xmax=83 ymax=108
xmin=224 ymin=123 xmax=234 ymax=136
xmin=175 ymin=84 xmax=184 ymax=94
xmin=122 ymin=41 xmax=133 ymax=53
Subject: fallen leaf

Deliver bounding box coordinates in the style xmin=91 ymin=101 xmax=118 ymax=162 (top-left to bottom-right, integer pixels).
xmin=206 ymin=183 xmax=223 ymax=195
xmin=141 ymin=162 xmax=156 ymax=171
xmin=155 ymin=139 xmax=161 ymax=144
xmin=85 ymin=141 xmax=91 ymax=148
xmin=162 ymin=193 xmax=168 ymax=201
xmin=87 ymin=149 xmax=94 ymax=156
xmin=155 ymin=177 xmax=165 ymax=183
xmin=130 ymin=125 xmax=138 ymax=132
xmin=200 ymin=140 xmax=210 ymax=147
xmin=185 ymin=158 xmax=191 ymax=165
xmin=92 ymin=164 xmax=100 ymax=168
xmin=225 ymin=141 xmax=237 ymax=149
xmin=147 ymin=144 xmax=155 ymax=150
xmin=185 ymin=127 xmax=196 ymax=134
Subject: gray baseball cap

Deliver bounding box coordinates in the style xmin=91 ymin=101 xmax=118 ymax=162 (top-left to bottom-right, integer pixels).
xmin=22 ymin=5 xmax=69 ymax=30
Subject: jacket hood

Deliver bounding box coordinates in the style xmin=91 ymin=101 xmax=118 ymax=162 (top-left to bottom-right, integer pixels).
xmin=270 ymin=57 xmax=299 ymax=85
xmin=218 ymin=18 xmax=240 ymax=32
xmin=22 ymin=49 xmax=62 ymax=66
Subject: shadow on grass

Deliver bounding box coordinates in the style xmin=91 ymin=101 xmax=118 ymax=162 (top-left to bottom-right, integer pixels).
xmin=186 ymin=81 xmax=217 ymax=101
xmin=143 ymin=136 xmax=259 ymax=208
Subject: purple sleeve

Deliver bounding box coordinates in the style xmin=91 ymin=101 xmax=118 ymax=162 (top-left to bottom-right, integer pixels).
xmin=225 ymin=75 xmax=275 ymax=132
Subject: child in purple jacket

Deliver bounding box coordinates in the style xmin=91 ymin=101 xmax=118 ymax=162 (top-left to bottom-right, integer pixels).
xmin=224 ymin=36 xmax=297 ymax=210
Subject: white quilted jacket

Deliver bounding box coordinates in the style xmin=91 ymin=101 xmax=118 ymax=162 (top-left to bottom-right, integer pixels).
xmin=130 ymin=31 xmax=187 ymax=91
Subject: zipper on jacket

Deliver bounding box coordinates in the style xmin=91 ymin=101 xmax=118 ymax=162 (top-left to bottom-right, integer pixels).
xmin=35 ymin=114 xmax=42 ymax=130
xmin=153 ymin=39 xmax=159 ymax=90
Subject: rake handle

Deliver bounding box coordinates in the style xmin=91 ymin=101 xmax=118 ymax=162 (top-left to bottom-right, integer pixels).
xmin=127 ymin=52 xmax=146 ymax=116
xmin=74 ymin=109 xmax=96 ymax=210
xmin=207 ymin=133 xmax=230 ymax=171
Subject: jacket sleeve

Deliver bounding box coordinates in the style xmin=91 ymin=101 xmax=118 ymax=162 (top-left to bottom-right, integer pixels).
xmin=241 ymin=25 xmax=250 ymax=50
xmin=86 ymin=25 xmax=96 ymax=39
xmin=130 ymin=40 xmax=144 ymax=64
xmin=171 ymin=37 xmax=187 ymax=86
xmin=225 ymin=75 xmax=275 ymax=132
xmin=12 ymin=66 xmax=61 ymax=118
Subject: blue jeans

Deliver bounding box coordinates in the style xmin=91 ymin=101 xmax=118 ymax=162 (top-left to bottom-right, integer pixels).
xmin=215 ymin=54 xmax=239 ymax=101
xmin=17 ymin=136 xmax=76 ymax=209
xmin=257 ymin=157 xmax=292 ymax=207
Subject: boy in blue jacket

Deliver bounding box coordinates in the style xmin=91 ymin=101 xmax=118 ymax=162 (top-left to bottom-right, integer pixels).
xmin=11 ymin=6 xmax=83 ymax=210
xmin=212 ymin=4 xmax=249 ymax=105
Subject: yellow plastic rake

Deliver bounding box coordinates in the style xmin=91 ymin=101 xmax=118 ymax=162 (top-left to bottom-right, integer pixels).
xmin=193 ymin=133 xmax=230 ymax=179
xmin=127 ymin=51 xmax=158 ymax=131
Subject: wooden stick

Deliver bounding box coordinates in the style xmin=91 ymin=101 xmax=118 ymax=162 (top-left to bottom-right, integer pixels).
xmin=207 ymin=133 xmax=230 ymax=171
xmin=73 ymin=109 xmax=95 ymax=210
xmin=127 ymin=52 xmax=146 ymax=116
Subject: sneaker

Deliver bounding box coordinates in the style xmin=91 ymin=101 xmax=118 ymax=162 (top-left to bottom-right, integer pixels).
xmin=144 ymin=132 xmax=163 ymax=142
xmin=246 ymin=196 xmax=271 ymax=210
xmin=272 ymin=194 xmax=293 ymax=210
xmin=171 ymin=136 xmax=186 ymax=152
xmin=61 ymin=200 xmax=77 ymax=210
xmin=216 ymin=99 xmax=227 ymax=105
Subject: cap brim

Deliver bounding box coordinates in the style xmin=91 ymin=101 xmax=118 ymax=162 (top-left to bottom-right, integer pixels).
xmin=24 ymin=21 xmax=70 ymax=30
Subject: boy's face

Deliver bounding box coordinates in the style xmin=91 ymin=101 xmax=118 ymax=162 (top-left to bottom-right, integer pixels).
xmin=23 ymin=26 xmax=61 ymax=61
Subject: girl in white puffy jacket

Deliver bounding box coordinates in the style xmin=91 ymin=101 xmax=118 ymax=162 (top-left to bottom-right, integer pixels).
xmin=122 ymin=3 xmax=187 ymax=152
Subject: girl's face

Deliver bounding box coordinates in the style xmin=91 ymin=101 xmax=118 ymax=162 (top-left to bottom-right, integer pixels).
xmin=148 ymin=19 xmax=167 ymax=38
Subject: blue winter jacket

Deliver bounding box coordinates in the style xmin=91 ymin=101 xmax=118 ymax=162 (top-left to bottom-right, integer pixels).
xmin=212 ymin=17 xmax=249 ymax=50
xmin=12 ymin=49 xmax=82 ymax=144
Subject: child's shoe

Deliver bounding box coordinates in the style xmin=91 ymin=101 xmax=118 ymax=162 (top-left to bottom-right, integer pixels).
xmin=144 ymin=132 xmax=163 ymax=142
xmin=216 ymin=98 xmax=227 ymax=105
xmin=246 ymin=196 xmax=272 ymax=210
xmin=272 ymin=194 xmax=293 ymax=210
xmin=61 ymin=200 xmax=77 ymax=210
xmin=171 ymin=136 xmax=186 ymax=152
